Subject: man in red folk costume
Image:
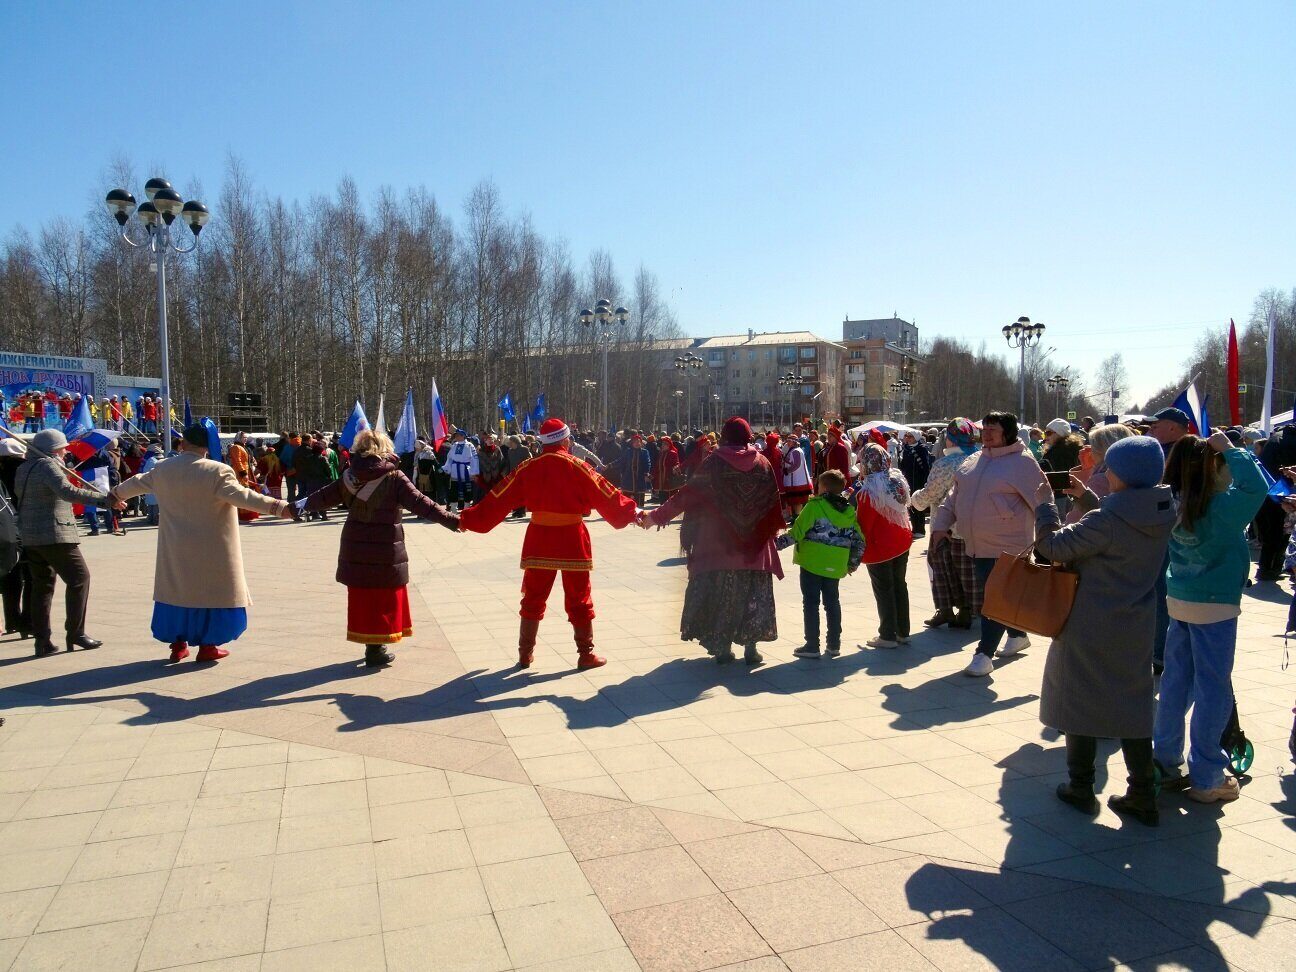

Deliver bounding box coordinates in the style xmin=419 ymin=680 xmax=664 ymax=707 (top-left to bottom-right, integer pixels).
xmin=459 ymin=417 xmax=640 ymax=670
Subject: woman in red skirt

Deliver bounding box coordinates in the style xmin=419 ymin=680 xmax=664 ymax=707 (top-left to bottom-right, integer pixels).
xmin=305 ymin=429 xmax=460 ymax=667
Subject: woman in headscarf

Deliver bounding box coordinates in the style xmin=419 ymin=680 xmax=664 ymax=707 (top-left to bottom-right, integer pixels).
xmin=781 ymin=434 xmax=813 ymax=520
xmin=856 ymin=443 xmax=914 ymax=648
xmin=646 ymin=417 xmax=785 ymax=666
xmin=652 ymin=434 xmax=681 ymax=504
xmin=762 ymin=431 xmax=784 ymax=491
xmin=910 ymin=418 xmax=979 ymax=629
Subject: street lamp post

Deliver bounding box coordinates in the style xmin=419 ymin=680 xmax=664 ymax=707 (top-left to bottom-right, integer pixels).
xmin=582 ymin=379 xmax=598 ymax=430
xmin=759 ymin=401 xmax=768 ymax=427
xmin=674 ymin=353 xmax=704 ymax=430
xmin=889 ymin=378 xmax=912 ymax=423
xmin=672 ymin=389 xmax=684 ymax=433
xmin=105 ymin=179 xmax=209 ymax=450
xmin=777 ymin=372 xmax=797 ymax=429
xmin=711 ymin=393 xmax=721 ymax=431
xmin=1001 ymin=316 xmax=1046 ymax=417
xmin=578 ymin=299 xmax=629 ymax=431
xmin=1046 ymin=373 xmax=1070 ymax=419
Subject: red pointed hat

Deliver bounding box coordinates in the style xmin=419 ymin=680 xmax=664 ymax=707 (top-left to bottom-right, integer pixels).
xmin=538 ymin=418 xmax=570 ymax=445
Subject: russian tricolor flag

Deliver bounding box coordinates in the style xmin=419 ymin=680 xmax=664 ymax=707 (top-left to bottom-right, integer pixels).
xmin=1171 ymin=381 xmax=1211 ymax=437
xmin=430 ymin=379 xmax=451 ymax=450
xmin=62 ymin=395 xmax=121 ymax=462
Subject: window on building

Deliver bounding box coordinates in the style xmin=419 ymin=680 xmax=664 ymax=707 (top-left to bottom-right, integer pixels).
xmin=778 ymin=347 xmax=797 ymax=364
xmin=801 ymin=365 xmax=817 ymax=379
xmin=800 ymin=384 xmax=814 ymax=396
xmin=748 ymin=350 xmax=756 ymax=361
xmin=800 ymin=347 xmax=816 ymax=360
xmin=765 ymin=349 xmax=773 ymax=359
xmin=849 ymin=350 xmax=864 ymax=359
xmin=732 ymin=369 xmax=741 ymax=379
xmin=708 ymin=351 xmax=725 ymax=366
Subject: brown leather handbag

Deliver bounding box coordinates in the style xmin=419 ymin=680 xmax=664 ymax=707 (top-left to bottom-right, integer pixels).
xmin=980 ymin=545 xmax=1078 ymax=637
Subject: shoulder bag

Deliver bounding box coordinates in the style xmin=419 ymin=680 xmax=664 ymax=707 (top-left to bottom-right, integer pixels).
xmin=980 ymin=544 xmax=1078 ymax=637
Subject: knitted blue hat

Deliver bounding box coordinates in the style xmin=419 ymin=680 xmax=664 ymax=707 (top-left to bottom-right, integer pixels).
xmin=1104 ymin=435 xmax=1165 ymax=489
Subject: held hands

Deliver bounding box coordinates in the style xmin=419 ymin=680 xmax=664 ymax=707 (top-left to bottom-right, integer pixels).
xmin=1207 ymin=430 xmax=1232 ymax=454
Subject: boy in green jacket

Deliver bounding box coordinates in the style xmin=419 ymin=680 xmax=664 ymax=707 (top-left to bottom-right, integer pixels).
xmin=790 ymin=470 xmax=865 ymax=658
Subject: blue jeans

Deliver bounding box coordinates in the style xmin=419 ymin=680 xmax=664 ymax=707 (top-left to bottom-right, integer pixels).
xmin=800 ymin=569 xmax=841 ymax=650
xmin=973 ymin=557 xmax=1023 ymax=657
xmin=1153 ymin=617 xmax=1237 ymax=789
xmin=1153 ymin=551 xmax=1169 ymax=666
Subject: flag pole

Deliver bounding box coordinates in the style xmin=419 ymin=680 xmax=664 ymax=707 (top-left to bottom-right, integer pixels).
xmin=0 ymin=427 xmax=100 ymax=491
xmin=1261 ymin=305 xmax=1277 ymax=434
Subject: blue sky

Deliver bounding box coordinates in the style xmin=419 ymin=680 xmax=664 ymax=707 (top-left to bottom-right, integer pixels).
xmin=3 ymin=1 xmax=1293 ymax=406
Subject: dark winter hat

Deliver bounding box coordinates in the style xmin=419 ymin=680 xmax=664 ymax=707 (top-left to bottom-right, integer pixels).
xmin=1103 ymin=435 xmax=1165 ymax=489
xmin=182 ymin=424 xmax=209 ymax=448
xmin=1152 ymin=407 xmax=1190 ymax=428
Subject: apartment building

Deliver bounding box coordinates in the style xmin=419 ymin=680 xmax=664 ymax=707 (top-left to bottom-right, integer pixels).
xmin=841 ymin=317 xmax=921 ymax=427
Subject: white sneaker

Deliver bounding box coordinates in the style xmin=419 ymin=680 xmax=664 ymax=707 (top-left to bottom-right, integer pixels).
xmin=963 ymin=653 xmax=994 ymax=677
xmin=864 ymin=637 xmax=900 ymax=649
xmin=998 ymin=635 xmax=1031 ymax=657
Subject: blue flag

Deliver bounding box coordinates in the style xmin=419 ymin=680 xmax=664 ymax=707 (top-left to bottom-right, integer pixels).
xmin=521 ymin=412 xmax=533 ymax=433
xmin=532 ymin=392 xmax=546 ymax=425
xmin=498 ymin=391 xmax=515 ymax=422
xmin=393 ymin=388 xmax=418 ymax=454
xmin=63 ymin=396 xmax=93 ymax=440
xmin=201 ymin=416 xmax=223 ymax=464
xmin=339 ymin=400 xmax=370 ymax=450
xmin=183 ymin=398 xmax=193 ymax=429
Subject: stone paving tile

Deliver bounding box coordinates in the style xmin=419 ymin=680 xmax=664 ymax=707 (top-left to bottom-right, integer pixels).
xmin=1 ymin=518 xmax=1293 ymax=969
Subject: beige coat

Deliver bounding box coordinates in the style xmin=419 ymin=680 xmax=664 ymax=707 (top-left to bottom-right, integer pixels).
xmin=115 ymin=452 xmax=289 ymax=608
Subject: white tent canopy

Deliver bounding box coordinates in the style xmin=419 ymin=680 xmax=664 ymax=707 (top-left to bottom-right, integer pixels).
xmin=846 ymin=420 xmax=922 ymax=439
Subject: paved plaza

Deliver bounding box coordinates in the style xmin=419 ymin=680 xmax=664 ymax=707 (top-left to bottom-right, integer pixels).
xmin=1 ymin=513 xmax=1295 ymax=971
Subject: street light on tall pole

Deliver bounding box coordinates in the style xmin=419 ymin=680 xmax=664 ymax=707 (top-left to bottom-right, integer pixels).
xmin=777 ymin=371 xmax=798 ymax=429
xmin=674 ymin=353 xmax=703 ymax=430
xmin=889 ymin=378 xmax=912 ymax=423
xmin=1046 ymin=373 xmax=1070 ymax=419
xmin=582 ymin=379 xmax=598 ymax=430
xmin=759 ymin=401 xmax=768 ymax=427
xmin=672 ymin=389 xmax=684 ymax=432
xmin=711 ymin=393 xmax=721 ymax=431
xmin=578 ymin=299 xmax=629 ymax=431
xmin=1002 ymin=316 xmax=1045 ymax=417
xmin=105 ymin=179 xmax=210 ymax=451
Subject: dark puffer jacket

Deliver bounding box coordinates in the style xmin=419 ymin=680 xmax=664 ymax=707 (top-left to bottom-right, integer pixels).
xmin=304 ymin=453 xmax=459 ymax=587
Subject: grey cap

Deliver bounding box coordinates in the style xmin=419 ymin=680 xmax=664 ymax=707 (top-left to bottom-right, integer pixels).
xmin=32 ymin=429 xmax=68 ymax=453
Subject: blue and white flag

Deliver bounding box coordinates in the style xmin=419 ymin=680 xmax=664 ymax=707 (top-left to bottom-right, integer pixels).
xmin=393 ymin=388 xmax=418 ymax=454
xmin=430 ymin=379 xmax=450 ymax=449
xmin=498 ymin=391 xmax=515 ymax=422
xmin=63 ymin=395 xmax=94 ymax=441
xmin=339 ymin=400 xmax=370 ymax=450
xmin=531 ymin=392 xmax=547 ymax=426
xmin=521 ymin=412 xmax=533 ymax=433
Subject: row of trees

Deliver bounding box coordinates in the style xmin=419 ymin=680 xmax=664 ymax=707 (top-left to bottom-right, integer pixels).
xmin=0 ymin=157 xmax=1287 ymax=433
xmin=0 ymin=157 xmax=683 ymax=433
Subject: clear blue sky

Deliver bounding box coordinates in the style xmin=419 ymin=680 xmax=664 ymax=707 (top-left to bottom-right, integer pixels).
xmin=4 ymin=1 xmax=1293 ymax=407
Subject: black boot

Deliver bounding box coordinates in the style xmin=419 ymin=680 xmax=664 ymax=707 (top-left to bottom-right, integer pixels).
xmin=1058 ymin=734 xmax=1100 ymax=814
xmin=1110 ymin=738 xmax=1159 ymax=826
xmin=33 ymin=640 xmax=57 ymax=658
xmin=365 ymin=644 xmax=394 ymax=668
xmin=924 ymin=608 xmax=956 ymax=628
xmin=950 ymin=608 xmax=973 ymax=629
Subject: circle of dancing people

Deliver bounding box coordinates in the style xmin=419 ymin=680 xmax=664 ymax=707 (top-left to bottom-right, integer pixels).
xmin=4 ymin=405 xmax=1292 ymax=826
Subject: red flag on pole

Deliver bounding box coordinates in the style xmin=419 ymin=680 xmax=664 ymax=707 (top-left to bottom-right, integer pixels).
xmin=1227 ymin=318 xmax=1240 ymax=426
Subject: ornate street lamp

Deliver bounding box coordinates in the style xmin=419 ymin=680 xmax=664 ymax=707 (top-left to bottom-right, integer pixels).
xmin=777 ymin=371 xmax=798 ymax=428
xmin=1002 ymin=316 xmax=1045 ymax=416
xmin=889 ymin=378 xmax=912 ymax=422
xmin=674 ymin=352 xmax=704 ymax=430
xmin=1046 ymin=373 xmax=1070 ymax=419
xmin=105 ymin=179 xmax=209 ymax=449
xmin=578 ymin=299 xmax=629 ymax=430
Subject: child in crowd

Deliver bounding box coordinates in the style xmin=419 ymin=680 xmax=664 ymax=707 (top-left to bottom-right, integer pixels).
xmin=790 ymin=469 xmax=864 ymax=658
xmin=856 ymin=443 xmax=914 ymax=648
xmin=1154 ymin=430 xmax=1266 ymax=804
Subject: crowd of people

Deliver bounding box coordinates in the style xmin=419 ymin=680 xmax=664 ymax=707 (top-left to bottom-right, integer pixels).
xmin=2 ymin=401 xmax=1294 ymax=829
xmin=3 ymin=390 xmax=173 ymax=434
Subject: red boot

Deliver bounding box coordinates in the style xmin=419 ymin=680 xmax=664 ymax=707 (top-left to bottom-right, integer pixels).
xmin=195 ymin=645 xmax=229 ymax=663
xmin=518 ymin=618 xmax=540 ymax=668
xmin=168 ymin=641 xmax=189 ymax=663
xmin=573 ymin=624 xmax=606 ymax=669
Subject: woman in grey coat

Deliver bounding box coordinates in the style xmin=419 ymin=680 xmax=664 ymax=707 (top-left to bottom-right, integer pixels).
xmin=1033 ymin=435 xmax=1175 ymax=826
xmin=14 ymin=429 xmax=114 ymax=657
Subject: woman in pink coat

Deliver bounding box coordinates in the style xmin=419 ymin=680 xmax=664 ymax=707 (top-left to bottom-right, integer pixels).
xmin=930 ymin=411 xmax=1046 ymax=677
